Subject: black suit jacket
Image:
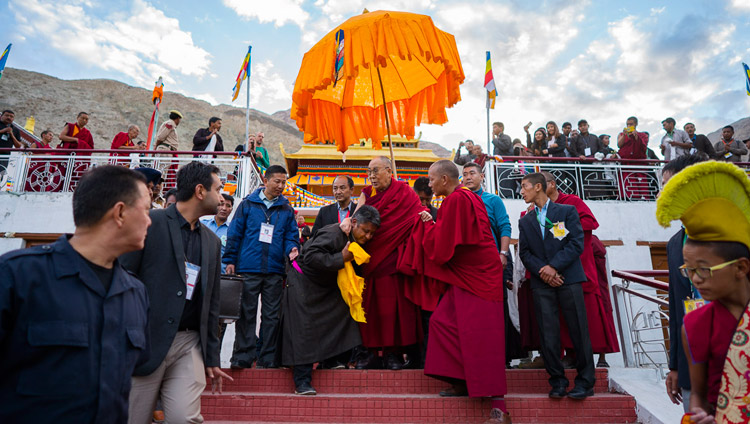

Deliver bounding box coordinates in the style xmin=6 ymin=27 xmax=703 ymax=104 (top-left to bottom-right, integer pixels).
xmin=667 ymin=228 xmax=692 ymax=390
xmin=311 ymin=201 xmax=355 ymax=236
xmin=121 ymin=205 xmax=222 ymax=375
xmin=518 ymin=201 xmax=586 ymax=290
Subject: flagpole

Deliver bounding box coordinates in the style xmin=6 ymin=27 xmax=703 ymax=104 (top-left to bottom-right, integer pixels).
xmin=245 ymin=69 xmax=250 ymax=152
xmin=486 ymin=92 xmax=491 ymax=156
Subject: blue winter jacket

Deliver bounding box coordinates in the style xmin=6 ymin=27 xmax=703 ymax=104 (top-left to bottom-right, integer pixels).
xmin=223 ymin=188 xmax=299 ymax=275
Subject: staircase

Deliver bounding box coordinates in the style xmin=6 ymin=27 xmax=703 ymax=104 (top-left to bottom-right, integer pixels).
xmin=202 ymin=368 xmax=638 ymax=423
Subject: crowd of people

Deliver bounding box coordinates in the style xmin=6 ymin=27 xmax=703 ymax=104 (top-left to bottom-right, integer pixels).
xmin=2 ymin=150 xmax=633 ymax=424
xmin=1 ymin=108 xmax=750 ymax=424
xmin=0 ymin=109 xmax=271 ymax=169
xmin=453 ymin=117 xmax=750 ymax=166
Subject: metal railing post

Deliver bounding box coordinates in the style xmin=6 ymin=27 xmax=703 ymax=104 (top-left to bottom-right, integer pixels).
xmin=612 ymin=282 xmax=637 ymax=367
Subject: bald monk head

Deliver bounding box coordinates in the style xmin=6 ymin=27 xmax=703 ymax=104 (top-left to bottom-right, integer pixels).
xmin=367 ymin=156 xmax=393 ymax=192
xmin=540 ymin=171 xmax=559 ymax=200
xmin=428 ymin=159 xmax=460 ymax=197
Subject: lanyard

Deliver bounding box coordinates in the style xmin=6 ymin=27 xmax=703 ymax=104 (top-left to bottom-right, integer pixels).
xmin=261 ymin=205 xmax=277 ymax=224
xmin=338 ymin=207 xmax=350 ymax=223
xmin=722 ymin=139 xmax=735 ymax=147
xmin=536 ymin=212 xmax=554 ymax=229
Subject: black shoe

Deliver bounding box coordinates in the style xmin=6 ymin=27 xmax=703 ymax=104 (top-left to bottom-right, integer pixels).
xmin=230 ymin=360 xmax=253 ymax=370
xmin=255 ymin=363 xmax=278 ymax=369
xmin=384 ymin=353 xmax=404 ymax=370
xmin=567 ymin=386 xmax=594 ymax=400
xmin=596 ymin=359 xmax=610 ymax=368
xmin=318 ymin=358 xmax=347 ymax=370
xmin=548 ymin=386 xmax=568 ymax=399
xmin=294 ymin=383 xmax=317 ymax=395
xmin=355 ymin=352 xmax=382 ymax=370
xmin=439 ymin=385 xmax=468 ymax=397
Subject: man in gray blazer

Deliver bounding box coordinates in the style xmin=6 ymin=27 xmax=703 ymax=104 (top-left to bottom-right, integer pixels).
xmin=122 ymin=161 xmax=232 ymax=424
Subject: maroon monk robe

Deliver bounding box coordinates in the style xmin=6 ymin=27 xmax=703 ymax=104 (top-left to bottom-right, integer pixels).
xmin=591 ymin=235 xmax=620 ymax=353
xmin=617 ymin=131 xmax=651 ymax=200
xmin=360 ymin=178 xmax=425 ymax=348
xmin=402 ymin=186 xmax=506 ymax=397
xmin=555 ymin=192 xmax=614 ymax=354
xmin=58 ymin=122 xmax=94 ymax=150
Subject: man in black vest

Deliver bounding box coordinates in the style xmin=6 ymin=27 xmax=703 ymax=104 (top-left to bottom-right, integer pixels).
xmin=122 ymin=161 xmax=232 ymax=423
xmin=518 ymin=172 xmax=595 ymax=400
xmin=311 ymin=175 xmax=356 ymax=236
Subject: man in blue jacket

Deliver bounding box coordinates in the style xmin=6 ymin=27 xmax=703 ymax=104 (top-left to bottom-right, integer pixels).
xmin=225 ymin=165 xmax=300 ymax=368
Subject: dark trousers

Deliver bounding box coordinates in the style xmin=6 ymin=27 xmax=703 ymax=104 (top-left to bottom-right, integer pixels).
xmin=293 ymin=364 xmax=313 ymax=387
xmin=231 ymin=273 xmax=283 ymax=367
xmin=532 ymin=282 xmax=595 ymax=390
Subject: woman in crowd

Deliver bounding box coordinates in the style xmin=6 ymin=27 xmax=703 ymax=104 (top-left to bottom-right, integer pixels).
xmin=526 ymin=127 xmax=547 ymax=156
xmin=544 ymin=121 xmax=567 ymax=157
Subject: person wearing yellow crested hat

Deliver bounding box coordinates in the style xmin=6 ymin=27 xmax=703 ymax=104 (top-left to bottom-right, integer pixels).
xmin=656 ymin=161 xmax=750 ymax=423
xmin=155 ymin=110 xmax=182 ymax=152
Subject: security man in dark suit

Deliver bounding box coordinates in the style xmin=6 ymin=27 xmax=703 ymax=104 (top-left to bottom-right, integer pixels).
xmin=122 ymin=161 xmax=232 ymax=423
xmin=518 ymin=172 xmax=595 ymax=400
xmin=311 ymin=175 xmax=356 ymax=237
xmin=0 ymin=166 xmax=151 ymax=423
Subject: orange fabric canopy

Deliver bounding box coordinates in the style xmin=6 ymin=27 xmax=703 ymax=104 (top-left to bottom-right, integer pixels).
xmin=291 ymin=10 xmax=465 ymax=153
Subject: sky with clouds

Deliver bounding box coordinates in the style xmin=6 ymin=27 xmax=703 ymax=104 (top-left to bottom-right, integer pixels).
xmin=2 ymin=0 xmax=750 ymax=153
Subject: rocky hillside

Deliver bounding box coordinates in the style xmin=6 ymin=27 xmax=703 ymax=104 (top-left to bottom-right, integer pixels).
xmin=0 ymin=68 xmax=301 ymax=166
xmin=1 ymin=68 xmax=451 ymax=167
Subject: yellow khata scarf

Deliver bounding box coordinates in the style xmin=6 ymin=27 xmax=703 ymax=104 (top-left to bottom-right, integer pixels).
xmin=336 ymin=242 xmax=370 ymax=323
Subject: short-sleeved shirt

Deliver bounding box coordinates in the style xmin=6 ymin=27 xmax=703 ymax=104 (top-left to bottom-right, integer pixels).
xmin=201 ymin=217 xmax=229 ymax=273
xmin=0 ymin=122 xmax=21 ymax=149
xmin=683 ymin=301 xmax=738 ymax=406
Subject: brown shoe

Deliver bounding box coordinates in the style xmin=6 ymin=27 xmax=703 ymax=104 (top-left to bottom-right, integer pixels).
xmin=439 ymin=384 xmax=468 ymax=397
xmin=483 ymin=408 xmax=511 ymax=424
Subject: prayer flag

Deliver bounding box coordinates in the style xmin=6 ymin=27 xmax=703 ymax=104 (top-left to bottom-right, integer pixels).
xmin=232 ymin=46 xmax=252 ymax=102
xmin=484 ymin=51 xmax=497 ymax=109
xmin=146 ymin=77 xmax=163 ymax=150
xmin=333 ymin=30 xmax=345 ymax=87
xmin=744 ymin=62 xmax=750 ymax=96
xmin=0 ymin=44 xmax=11 ymax=82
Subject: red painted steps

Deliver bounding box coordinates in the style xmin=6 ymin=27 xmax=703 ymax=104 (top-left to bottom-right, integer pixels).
xmin=202 ymin=368 xmax=638 ymax=424
xmin=209 ymin=368 xmax=611 ymax=394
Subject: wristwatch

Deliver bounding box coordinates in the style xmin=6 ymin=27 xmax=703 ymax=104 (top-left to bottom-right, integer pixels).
xmin=500 ymin=250 xmax=509 ymax=255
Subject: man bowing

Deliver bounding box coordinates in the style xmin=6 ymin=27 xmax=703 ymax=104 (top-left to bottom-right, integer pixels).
xmin=402 ymin=160 xmax=510 ymax=424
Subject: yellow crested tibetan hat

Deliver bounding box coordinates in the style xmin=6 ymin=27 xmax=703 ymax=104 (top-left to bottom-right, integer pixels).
xmin=170 ymin=110 xmax=183 ymax=118
xmin=656 ymin=161 xmax=750 ymax=250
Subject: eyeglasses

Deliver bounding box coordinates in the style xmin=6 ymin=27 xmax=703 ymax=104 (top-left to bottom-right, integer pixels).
xmin=366 ymin=167 xmax=389 ymax=175
xmin=679 ymin=259 xmax=740 ymax=279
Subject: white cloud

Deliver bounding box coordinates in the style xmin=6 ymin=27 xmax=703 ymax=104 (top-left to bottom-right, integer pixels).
xmin=729 ymin=0 xmax=750 ymax=11
xmin=9 ymin=0 xmax=211 ymax=87
xmin=223 ymin=0 xmax=309 ymax=27
xmin=650 ymin=7 xmax=666 ymax=16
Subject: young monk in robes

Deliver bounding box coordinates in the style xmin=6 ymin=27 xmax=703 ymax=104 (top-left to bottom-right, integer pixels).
xmin=655 ymin=161 xmax=750 ymax=423
xmin=541 ymin=172 xmax=620 ymax=367
xmin=399 ymin=160 xmax=510 ymax=424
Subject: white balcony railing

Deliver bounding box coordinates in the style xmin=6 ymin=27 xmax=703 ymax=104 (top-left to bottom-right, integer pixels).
xmin=0 ymin=149 xmax=263 ymax=200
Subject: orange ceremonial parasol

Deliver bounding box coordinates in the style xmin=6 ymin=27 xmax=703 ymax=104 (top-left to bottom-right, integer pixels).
xmin=291 ymin=10 xmax=465 ymax=174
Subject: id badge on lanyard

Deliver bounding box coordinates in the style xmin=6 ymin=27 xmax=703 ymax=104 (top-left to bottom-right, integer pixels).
xmin=259 ymin=222 xmax=274 ymax=243
xmin=185 ymin=262 xmax=200 ymax=300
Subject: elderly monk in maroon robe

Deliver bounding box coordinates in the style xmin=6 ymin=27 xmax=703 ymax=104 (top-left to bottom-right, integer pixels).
xmin=400 ymin=160 xmax=510 ymax=424
xmin=541 ymin=172 xmax=620 ymax=367
xmin=354 ymin=156 xmax=425 ymax=370
xmin=58 ymin=112 xmax=94 ymax=150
